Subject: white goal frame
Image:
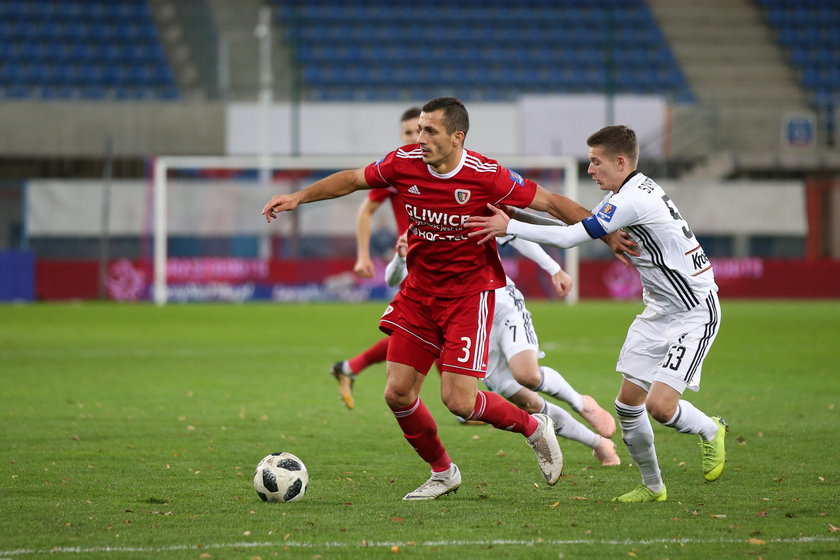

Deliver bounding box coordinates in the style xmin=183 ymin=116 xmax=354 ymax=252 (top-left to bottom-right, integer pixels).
xmin=152 ymin=154 xmax=578 ymax=306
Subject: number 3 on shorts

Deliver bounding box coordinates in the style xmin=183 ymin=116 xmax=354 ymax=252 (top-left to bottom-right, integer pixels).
xmin=457 ymin=337 xmax=472 ymax=363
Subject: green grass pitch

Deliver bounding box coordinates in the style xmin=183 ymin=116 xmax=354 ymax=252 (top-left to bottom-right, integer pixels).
xmin=1 ymin=300 xmax=838 ymax=559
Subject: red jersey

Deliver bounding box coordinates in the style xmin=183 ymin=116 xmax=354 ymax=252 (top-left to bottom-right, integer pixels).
xmin=364 ymin=145 xmax=537 ymax=296
xmin=367 ymin=186 xmax=410 ymax=233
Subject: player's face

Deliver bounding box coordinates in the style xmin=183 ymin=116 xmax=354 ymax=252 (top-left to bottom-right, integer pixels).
xmin=587 ymin=145 xmax=625 ymax=193
xmin=417 ymin=110 xmax=463 ymax=172
xmin=399 ymin=117 xmax=419 ymax=144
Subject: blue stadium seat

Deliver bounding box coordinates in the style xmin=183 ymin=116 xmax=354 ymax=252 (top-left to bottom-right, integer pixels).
xmin=761 ymin=0 xmax=839 ymax=142
xmin=0 ymin=0 xmax=178 ymax=101
xmin=275 ymin=0 xmax=690 ymax=102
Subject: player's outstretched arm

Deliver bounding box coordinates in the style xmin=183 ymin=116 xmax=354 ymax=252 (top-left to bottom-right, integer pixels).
xmin=467 ymin=204 xmax=587 ymax=248
xmin=528 ymin=186 xmax=593 ymax=225
xmin=505 ymin=206 xmax=567 ymax=226
xmin=528 ymin=185 xmax=639 ymax=264
xmin=467 ymin=204 xmax=638 ymax=266
xmin=262 ymin=168 xmax=369 ymax=223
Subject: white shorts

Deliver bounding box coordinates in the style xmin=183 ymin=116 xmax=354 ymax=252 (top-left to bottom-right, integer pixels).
xmin=484 ymin=284 xmax=541 ymax=399
xmin=617 ymin=290 xmax=721 ymax=394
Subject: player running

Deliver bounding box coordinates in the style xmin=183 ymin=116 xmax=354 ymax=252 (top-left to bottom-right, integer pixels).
xmin=262 ymin=98 xmax=637 ymax=500
xmin=467 ymin=125 xmax=727 ymax=502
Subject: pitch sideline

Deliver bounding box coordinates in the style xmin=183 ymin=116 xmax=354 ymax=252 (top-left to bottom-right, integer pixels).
xmin=1 ymin=536 xmax=838 ymax=557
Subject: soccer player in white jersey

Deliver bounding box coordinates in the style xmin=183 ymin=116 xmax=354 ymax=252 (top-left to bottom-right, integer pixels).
xmin=467 ymin=125 xmax=727 ymax=502
xmin=385 ymin=232 xmax=621 ymax=466
xmin=263 ymin=98 xmax=637 ymax=500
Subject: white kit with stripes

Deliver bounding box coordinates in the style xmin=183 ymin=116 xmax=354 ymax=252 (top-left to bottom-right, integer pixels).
xmin=508 ymin=170 xmax=717 ymax=314
xmin=508 ymin=170 xmax=720 ymax=391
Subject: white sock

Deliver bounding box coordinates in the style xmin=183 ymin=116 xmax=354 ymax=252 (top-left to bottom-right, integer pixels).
xmin=341 ymin=361 xmax=353 ymax=375
xmin=541 ymin=400 xmax=600 ymax=448
xmin=534 ymin=366 xmax=584 ymax=411
xmin=615 ymin=399 xmax=663 ymax=491
xmin=663 ymin=400 xmax=718 ymax=440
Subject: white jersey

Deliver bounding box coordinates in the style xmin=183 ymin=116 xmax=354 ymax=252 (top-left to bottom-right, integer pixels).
xmin=508 ymin=171 xmax=716 ymax=314
xmin=589 ymin=171 xmax=716 ymax=313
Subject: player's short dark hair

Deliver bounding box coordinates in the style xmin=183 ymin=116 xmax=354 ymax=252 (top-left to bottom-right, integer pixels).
xmin=401 ymin=107 xmax=421 ymax=122
xmin=586 ymin=125 xmax=639 ymax=162
xmin=421 ymin=97 xmax=469 ymax=137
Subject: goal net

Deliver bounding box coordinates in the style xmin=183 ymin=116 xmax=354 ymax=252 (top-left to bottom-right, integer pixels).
xmin=150 ymin=154 xmax=579 ymax=306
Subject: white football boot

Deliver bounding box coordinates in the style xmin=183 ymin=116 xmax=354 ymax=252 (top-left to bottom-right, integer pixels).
xmin=526 ymin=413 xmax=564 ymax=485
xmin=402 ymin=464 xmax=462 ymax=500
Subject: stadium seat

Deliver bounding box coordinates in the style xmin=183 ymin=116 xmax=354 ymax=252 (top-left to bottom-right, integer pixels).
xmin=273 ymin=0 xmax=691 ymax=102
xmin=0 ymin=0 xmax=178 ymax=101
xmin=759 ymin=0 xmax=839 ymax=143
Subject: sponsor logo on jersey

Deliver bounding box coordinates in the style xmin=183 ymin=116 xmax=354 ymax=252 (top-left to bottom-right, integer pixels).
xmin=454 ymin=189 xmax=471 ymax=204
xmin=408 ymin=185 xmax=421 ymax=195
xmin=509 ymin=170 xmax=524 ymax=186
xmin=405 ymin=203 xmax=470 ymax=227
xmin=597 ymin=203 xmax=617 ymax=222
xmin=686 ymin=246 xmax=712 ymax=275
xmin=382 ymin=305 xmax=393 ymax=317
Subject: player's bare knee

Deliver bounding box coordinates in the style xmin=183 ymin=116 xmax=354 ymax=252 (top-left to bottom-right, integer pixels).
xmin=523 ymin=401 xmax=542 ymax=414
xmin=508 ymin=352 xmax=541 ymax=389
xmin=515 ymin=370 xmax=541 ymax=389
xmin=441 ymin=395 xmax=474 ymax=418
xmin=646 ymin=400 xmax=676 ymax=424
xmin=383 ymin=386 xmax=413 ymax=409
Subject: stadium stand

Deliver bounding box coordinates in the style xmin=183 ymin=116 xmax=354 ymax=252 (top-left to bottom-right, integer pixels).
xmin=273 ymin=0 xmax=693 ymax=103
xmin=0 ymin=0 xmax=179 ymax=100
xmin=758 ymin=0 xmax=840 ymax=143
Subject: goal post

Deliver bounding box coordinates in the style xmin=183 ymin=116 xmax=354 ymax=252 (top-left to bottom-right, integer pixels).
xmin=151 ymin=154 xmax=579 ymax=306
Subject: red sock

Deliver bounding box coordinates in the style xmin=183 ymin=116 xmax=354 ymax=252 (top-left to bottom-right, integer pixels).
xmin=347 ymin=337 xmax=390 ymax=375
xmin=468 ymin=391 xmax=539 ymax=437
xmin=391 ymin=398 xmax=451 ymax=472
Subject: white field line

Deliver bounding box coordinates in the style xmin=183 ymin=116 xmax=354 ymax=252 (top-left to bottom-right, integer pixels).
xmin=1 ymin=536 xmax=838 ymax=557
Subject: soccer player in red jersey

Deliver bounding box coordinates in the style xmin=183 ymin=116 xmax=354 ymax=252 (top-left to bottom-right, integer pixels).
xmin=331 ymin=108 xmax=421 ymax=410
xmin=263 ymin=97 xmax=637 ymax=500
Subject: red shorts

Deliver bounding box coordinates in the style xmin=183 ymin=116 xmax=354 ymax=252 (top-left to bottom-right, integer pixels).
xmin=379 ymin=285 xmax=495 ymax=377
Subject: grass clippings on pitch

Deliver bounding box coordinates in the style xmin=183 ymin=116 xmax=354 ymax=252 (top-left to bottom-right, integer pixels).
xmin=1 ymin=301 xmax=838 ymax=559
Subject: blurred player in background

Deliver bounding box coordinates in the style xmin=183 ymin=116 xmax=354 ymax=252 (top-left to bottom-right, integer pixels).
xmin=262 ymin=97 xmax=636 ymax=500
xmin=467 ymin=125 xmax=727 ymax=503
xmin=331 ymin=107 xmax=421 ymax=410
xmin=385 ymin=232 xmax=621 ymax=466
xmin=353 ymin=107 xmax=420 ymax=278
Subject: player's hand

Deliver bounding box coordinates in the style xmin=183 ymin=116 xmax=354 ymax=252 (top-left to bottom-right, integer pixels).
xmin=353 ymin=257 xmax=375 ymax=278
xmin=550 ymin=269 xmax=573 ymax=297
xmin=394 ymin=232 xmax=408 ymax=258
xmin=465 ymin=204 xmax=511 ymax=245
xmin=261 ymin=194 xmax=300 ymax=223
xmin=606 ymin=230 xmax=639 ymax=266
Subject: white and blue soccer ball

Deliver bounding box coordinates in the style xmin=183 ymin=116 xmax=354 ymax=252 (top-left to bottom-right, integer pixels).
xmin=253 ymin=452 xmax=309 ymax=503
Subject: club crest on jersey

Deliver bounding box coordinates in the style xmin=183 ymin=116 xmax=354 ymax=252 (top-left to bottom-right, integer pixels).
xmin=509 ymin=170 xmax=524 ymax=186
xmin=597 ymin=203 xmax=617 ymax=222
xmin=454 ymin=189 xmax=471 ymax=204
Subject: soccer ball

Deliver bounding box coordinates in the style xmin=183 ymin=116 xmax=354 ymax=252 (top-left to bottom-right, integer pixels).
xmin=253 ymin=452 xmax=309 ymax=503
